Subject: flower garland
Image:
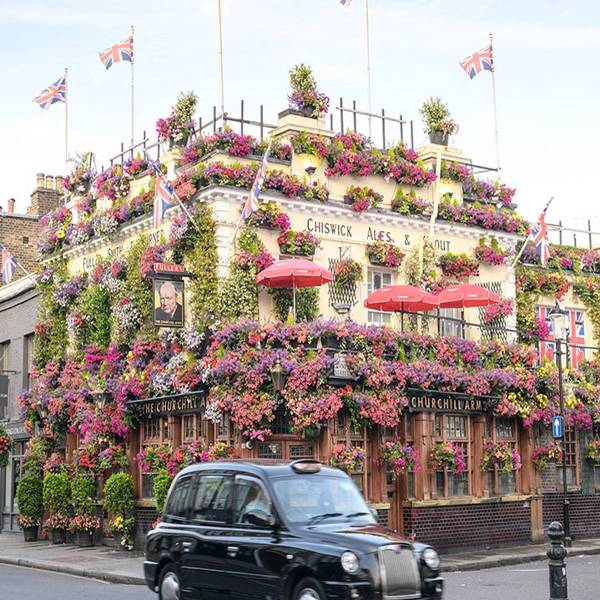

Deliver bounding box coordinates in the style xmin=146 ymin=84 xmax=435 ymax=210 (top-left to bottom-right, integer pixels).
xmin=531 ymin=442 xmax=563 ymax=469
xmin=379 ymin=440 xmax=420 ymax=477
xmin=429 ymin=442 xmax=466 ymax=474
xmin=366 ymin=237 xmax=405 ymax=269
xmin=480 ymin=440 xmax=521 ymax=473
xmin=343 ymin=185 xmax=383 ymax=213
xmin=330 ymin=443 xmax=365 ymax=472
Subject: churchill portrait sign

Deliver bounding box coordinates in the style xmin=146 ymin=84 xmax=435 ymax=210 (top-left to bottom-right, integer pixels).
xmin=153 ymin=278 xmax=185 ymax=328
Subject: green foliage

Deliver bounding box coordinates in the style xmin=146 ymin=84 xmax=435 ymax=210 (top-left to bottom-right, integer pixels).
xmin=419 ymin=97 xmax=457 ymax=134
xmin=271 ymin=287 xmax=319 ymax=322
xmin=43 ymin=472 xmax=71 ymax=514
xmin=289 ymin=64 xmax=317 ymax=93
xmin=17 ymin=475 xmax=43 ymax=518
xmin=219 ymin=229 xmax=264 ymax=321
xmin=186 ymin=203 xmax=220 ymax=324
xmin=152 ymin=469 xmax=173 ymax=514
xmin=22 ymin=438 xmax=48 ymax=476
xmin=103 ymin=472 xmax=135 ymax=516
xmin=76 ymin=285 xmax=112 ymax=350
xmin=71 ymin=474 xmax=96 ymax=517
xmin=573 ymin=277 xmax=600 ymax=357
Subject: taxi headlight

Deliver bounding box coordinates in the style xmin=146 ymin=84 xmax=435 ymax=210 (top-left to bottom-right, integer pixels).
xmin=422 ymin=548 xmax=440 ymax=570
xmin=341 ymin=551 xmax=360 ymax=574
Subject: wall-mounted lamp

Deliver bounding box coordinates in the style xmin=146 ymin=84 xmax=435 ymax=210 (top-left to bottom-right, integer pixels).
xmin=270 ymin=359 xmax=287 ymax=391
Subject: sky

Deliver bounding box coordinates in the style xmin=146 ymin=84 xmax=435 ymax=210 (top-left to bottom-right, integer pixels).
xmin=2 ymin=0 xmax=600 ymax=241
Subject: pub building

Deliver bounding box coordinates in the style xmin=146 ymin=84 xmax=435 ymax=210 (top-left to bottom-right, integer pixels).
xmin=20 ymin=100 xmax=600 ymax=551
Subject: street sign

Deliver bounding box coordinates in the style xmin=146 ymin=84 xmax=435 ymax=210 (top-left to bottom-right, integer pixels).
xmin=552 ymin=415 xmax=564 ymax=439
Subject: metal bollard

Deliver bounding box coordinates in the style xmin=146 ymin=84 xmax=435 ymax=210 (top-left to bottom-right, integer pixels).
xmin=547 ymin=521 xmax=568 ymax=600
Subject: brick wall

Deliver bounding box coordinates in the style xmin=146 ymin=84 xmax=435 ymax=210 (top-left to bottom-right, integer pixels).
xmin=403 ymin=501 xmax=531 ymax=551
xmin=542 ymin=491 xmax=600 ymax=538
xmin=134 ymin=507 xmax=158 ymax=548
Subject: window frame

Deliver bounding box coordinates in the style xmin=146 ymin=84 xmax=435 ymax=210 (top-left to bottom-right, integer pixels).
xmin=484 ymin=417 xmax=519 ymax=496
xmin=164 ymin=474 xmax=195 ymax=523
xmin=189 ymin=472 xmax=235 ymax=525
xmin=231 ymin=475 xmax=275 ymax=529
xmin=366 ymin=267 xmax=393 ymax=325
xmin=433 ymin=413 xmax=471 ymax=498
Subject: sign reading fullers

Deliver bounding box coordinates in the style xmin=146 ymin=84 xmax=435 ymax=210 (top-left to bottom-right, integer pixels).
xmin=408 ymin=395 xmax=485 ymax=413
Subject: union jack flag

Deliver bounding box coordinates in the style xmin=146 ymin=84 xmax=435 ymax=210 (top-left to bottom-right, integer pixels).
xmin=242 ymin=143 xmax=271 ymax=220
xmin=569 ymin=309 xmax=586 ymax=368
xmin=538 ymin=305 xmax=556 ymax=363
xmin=531 ymin=207 xmax=551 ymax=266
xmin=99 ymin=36 xmax=133 ymax=70
xmin=1 ymin=246 xmax=17 ymax=285
xmin=33 ymin=76 xmax=66 ymax=110
xmin=153 ymin=174 xmax=173 ymax=228
xmin=459 ymin=45 xmax=494 ymax=79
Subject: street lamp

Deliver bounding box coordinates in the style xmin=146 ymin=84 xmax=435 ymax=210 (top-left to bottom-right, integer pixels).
xmin=548 ymin=301 xmax=572 ymax=547
xmin=270 ymin=359 xmax=287 ymax=392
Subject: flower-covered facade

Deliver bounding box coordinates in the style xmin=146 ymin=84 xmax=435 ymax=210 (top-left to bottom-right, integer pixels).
xmin=7 ymin=100 xmax=600 ymax=551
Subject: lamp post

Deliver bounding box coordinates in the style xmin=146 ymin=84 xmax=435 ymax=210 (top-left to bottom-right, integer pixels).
xmin=548 ymin=301 xmax=572 ymax=547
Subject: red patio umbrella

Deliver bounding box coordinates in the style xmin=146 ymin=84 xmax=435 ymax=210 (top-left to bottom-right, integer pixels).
xmin=435 ymin=284 xmax=501 ymax=309
xmin=364 ymin=285 xmax=440 ymax=313
xmin=256 ymin=258 xmax=333 ymax=318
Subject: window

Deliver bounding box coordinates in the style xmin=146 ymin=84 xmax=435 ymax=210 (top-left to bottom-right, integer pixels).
xmin=191 ymin=474 xmax=233 ymax=522
xmin=438 ymin=308 xmax=464 ymax=338
xmin=557 ymin=427 xmax=578 ymax=487
xmin=367 ymin=269 xmax=392 ymax=325
xmin=140 ymin=416 xmax=171 ymax=498
xmin=232 ymin=479 xmax=272 ymax=525
xmin=165 ymin=476 xmax=193 ymax=519
xmin=434 ymin=414 xmax=469 ymax=497
xmin=485 ymin=418 xmax=518 ymax=496
xmin=23 ymin=334 xmax=34 ymax=390
xmin=182 ymin=414 xmax=206 ymax=442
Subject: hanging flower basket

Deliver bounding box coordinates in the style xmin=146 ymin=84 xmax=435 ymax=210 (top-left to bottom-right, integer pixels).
xmin=531 ymin=442 xmax=563 ymax=470
xmin=428 ymin=442 xmax=466 ymax=474
xmin=343 ymin=185 xmax=383 ymax=213
xmin=330 ymin=444 xmax=365 ymax=472
xmin=439 ymin=252 xmax=480 ymax=280
xmin=475 ymin=238 xmax=510 ymax=266
xmin=246 ymin=202 xmax=290 ymax=232
xmin=584 ymin=440 xmax=600 ymax=463
xmin=379 ymin=440 xmax=420 ymax=478
xmin=480 ymin=441 xmax=522 ymax=473
xmin=366 ymin=239 xmax=405 ymax=269
xmin=0 ymin=425 xmax=12 ymax=467
xmin=333 ymin=258 xmax=363 ymax=289
xmin=277 ymin=230 xmax=320 ymax=256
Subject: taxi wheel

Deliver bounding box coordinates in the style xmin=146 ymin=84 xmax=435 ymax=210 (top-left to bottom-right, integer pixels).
xmin=158 ymin=564 xmax=183 ymax=600
xmin=294 ymin=577 xmax=326 ymax=600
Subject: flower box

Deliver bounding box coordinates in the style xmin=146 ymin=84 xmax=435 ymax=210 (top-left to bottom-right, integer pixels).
xmin=76 ymin=529 xmax=94 ymax=547
xmin=50 ymin=528 xmax=66 ymax=545
xmin=23 ymin=526 xmax=39 ymax=542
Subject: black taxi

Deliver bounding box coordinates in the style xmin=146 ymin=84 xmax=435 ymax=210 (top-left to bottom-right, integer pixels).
xmin=144 ymin=459 xmax=443 ymax=600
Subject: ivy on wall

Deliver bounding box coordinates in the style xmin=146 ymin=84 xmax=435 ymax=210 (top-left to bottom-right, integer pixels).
xmin=76 ymin=285 xmax=112 ymax=351
xmin=573 ymin=277 xmax=600 ymax=357
xmin=271 ymin=287 xmax=319 ymax=322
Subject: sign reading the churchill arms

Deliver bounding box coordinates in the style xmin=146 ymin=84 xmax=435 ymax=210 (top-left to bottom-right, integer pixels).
xmin=407 ymin=394 xmax=486 ymax=413
xmin=130 ymin=391 xmax=206 ymax=417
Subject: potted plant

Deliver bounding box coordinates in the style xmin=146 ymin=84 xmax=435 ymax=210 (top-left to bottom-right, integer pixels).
xmin=42 ymin=471 xmax=71 ymax=544
xmin=329 ymin=444 xmax=365 ymax=473
xmin=277 ymin=230 xmax=321 ymax=256
xmin=287 ymin=64 xmax=330 ymax=119
xmin=531 ymin=442 xmax=563 ymax=470
xmin=438 ymin=252 xmax=480 ymax=280
xmin=333 ymin=258 xmax=363 ymax=289
xmin=104 ymin=472 xmax=135 ymax=550
xmin=379 ymin=440 xmax=420 ymax=479
xmin=70 ymin=473 xmax=98 ymax=547
xmin=475 ymin=237 xmax=510 ymax=266
xmin=246 ymin=202 xmax=290 ymax=232
xmin=366 ymin=236 xmax=405 ymax=269
xmin=16 ymin=475 xmax=43 ymax=542
xmin=63 ymin=151 xmax=96 ymax=195
xmin=480 ymin=441 xmax=522 ymax=473
xmin=428 ymin=442 xmax=466 ymax=474
xmin=419 ymin=97 xmax=459 ymax=145
xmin=0 ymin=424 xmax=11 ymax=467
xmin=343 ymin=185 xmax=383 ymax=213
xmin=156 ymin=91 xmax=198 ymax=148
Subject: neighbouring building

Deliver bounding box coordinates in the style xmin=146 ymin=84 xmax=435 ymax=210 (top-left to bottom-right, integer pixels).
xmin=17 ymin=94 xmax=600 ymax=551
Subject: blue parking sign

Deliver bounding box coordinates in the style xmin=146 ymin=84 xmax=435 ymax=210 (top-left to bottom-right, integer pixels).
xmin=552 ymin=416 xmax=563 ymax=439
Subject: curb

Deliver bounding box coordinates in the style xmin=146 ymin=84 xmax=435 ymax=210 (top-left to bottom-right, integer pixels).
xmin=0 ymin=555 xmax=145 ymax=585
xmin=442 ymin=545 xmax=600 ymax=572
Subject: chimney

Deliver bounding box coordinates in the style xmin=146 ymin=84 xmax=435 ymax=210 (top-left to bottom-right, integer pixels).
xmin=30 ymin=172 xmax=61 ymax=216
xmin=36 ymin=173 xmax=45 ymax=188
xmin=8 ymin=198 xmax=15 ymax=213
xmin=45 ymin=175 xmax=54 ymax=189
xmin=55 ymin=176 xmax=64 ymax=191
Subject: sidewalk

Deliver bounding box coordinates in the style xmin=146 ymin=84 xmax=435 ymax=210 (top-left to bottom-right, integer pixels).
xmin=1 ymin=532 xmax=600 ymax=585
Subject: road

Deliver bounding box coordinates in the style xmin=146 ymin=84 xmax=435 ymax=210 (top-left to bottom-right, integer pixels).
xmin=2 ymin=555 xmax=599 ymax=599
xmin=444 ymin=553 xmax=600 ymax=600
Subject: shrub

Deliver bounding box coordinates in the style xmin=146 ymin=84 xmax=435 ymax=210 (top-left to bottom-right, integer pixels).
xmin=104 ymin=472 xmax=135 ymax=516
xmin=153 ymin=470 xmax=173 ymax=514
xmin=17 ymin=475 xmax=43 ymax=519
xmin=43 ymin=472 xmax=71 ymax=515
xmin=71 ymin=474 xmax=96 ymax=517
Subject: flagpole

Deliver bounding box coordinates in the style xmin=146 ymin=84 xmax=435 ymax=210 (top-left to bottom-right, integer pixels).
xmin=365 ymin=0 xmax=372 ymax=138
xmin=510 ymin=197 xmax=554 ymax=270
xmin=217 ymin=0 xmax=225 ymax=123
xmin=490 ymin=32 xmax=500 ymax=172
xmin=130 ymin=24 xmax=135 ymax=149
xmin=64 ymin=67 xmax=68 ymax=174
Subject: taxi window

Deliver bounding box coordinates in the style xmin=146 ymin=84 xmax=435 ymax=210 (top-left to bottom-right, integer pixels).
xmin=165 ymin=476 xmax=193 ymax=519
xmin=191 ymin=474 xmax=233 ymax=523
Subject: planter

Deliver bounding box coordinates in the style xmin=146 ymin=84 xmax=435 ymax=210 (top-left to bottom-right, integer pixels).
xmin=112 ymin=531 xmax=123 ymax=548
xmin=278 ymin=246 xmax=315 ymax=257
xmin=23 ymin=526 xmax=39 ymax=542
xmin=429 ymin=131 xmax=449 ymax=146
xmin=75 ymin=530 xmax=94 ymax=548
xmin=50 ymin=528 xmax=66 ymax=545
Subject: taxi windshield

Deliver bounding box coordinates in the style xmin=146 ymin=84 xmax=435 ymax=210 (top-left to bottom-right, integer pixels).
xmin=272 ymin=474 xmax=375 ymax=525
